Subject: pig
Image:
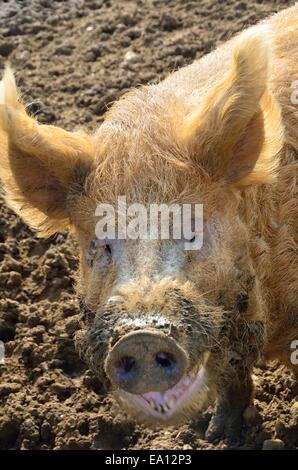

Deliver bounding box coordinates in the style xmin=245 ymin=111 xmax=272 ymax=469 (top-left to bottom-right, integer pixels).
xmin=0 ymin=5 xmax=297 ymax=443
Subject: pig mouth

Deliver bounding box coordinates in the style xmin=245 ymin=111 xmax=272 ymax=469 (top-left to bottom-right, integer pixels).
xmin=120 ymin=364 xmax=208 ymax=421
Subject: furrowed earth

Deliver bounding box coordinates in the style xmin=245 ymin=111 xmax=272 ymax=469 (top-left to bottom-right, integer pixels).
xmin=0 ymin=0 xmax=297 ymax=450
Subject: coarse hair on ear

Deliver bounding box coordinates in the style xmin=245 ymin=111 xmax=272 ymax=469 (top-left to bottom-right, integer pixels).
xmin=0 ymin=65 xmax=95 ymax=236
xmin=180 ymin=26 xmax=283 ymax=188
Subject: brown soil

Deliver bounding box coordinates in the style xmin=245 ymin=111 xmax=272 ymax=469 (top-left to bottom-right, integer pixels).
xmin=0 ymin=0 xmax=297 ymax=450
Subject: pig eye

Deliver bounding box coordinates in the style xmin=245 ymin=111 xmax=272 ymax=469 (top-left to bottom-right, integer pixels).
xmin=104 ymin=243 xmax=112 ymax=256
xmin=86 ymin=239 xmax=112 ymax=269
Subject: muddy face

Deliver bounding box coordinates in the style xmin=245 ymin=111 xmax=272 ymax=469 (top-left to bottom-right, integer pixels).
xmin=74 ymin=201 xmax=261 ymax=424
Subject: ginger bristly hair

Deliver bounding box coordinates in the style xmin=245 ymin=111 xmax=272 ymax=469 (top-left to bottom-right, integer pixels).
xmin=89 ymin=28 xmax=283 ymax=207
xmin=0 ymin=27 xmax=285 ymax=237
xmin=0 ymin=66 xmax=95 ymax=236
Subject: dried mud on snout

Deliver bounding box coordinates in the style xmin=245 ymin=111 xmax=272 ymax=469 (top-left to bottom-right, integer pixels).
xmin=0 ymin=0 xmax=297 ymax=450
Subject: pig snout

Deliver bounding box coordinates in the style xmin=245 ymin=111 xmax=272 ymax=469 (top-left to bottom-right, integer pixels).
xmin=104 ymin=330 xmax=189 ymax=394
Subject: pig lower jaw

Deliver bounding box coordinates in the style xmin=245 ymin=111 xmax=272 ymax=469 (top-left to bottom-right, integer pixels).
xmin=121 ymin=365 xmax=208 ymax=421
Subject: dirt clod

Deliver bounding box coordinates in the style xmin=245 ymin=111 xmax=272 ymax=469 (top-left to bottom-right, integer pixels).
xmin=262 ymin=439 xmax=285 ymax=450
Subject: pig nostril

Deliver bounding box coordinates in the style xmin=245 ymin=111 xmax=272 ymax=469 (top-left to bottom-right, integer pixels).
xmin=117 ymin=356 xmax=136 ymax=374
xmin=155 ymin=352 xmax=176 ymax=370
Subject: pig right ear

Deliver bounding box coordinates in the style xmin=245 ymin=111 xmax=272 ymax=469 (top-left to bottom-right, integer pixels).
xmin=181 ymin=28 xmax=283 ymax=187
xmin=0 ymin=67 xmax=95 ymax=236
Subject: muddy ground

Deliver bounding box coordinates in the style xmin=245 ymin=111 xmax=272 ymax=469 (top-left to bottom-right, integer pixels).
xmin=0 ymin=0 xmax=297 ymax=450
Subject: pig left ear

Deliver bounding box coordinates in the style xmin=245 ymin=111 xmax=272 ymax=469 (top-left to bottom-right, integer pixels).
xmin=181 ymin=28 xmax=283 ymax=187
xmin=0 ymin=66 xmax=95 ymax=236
